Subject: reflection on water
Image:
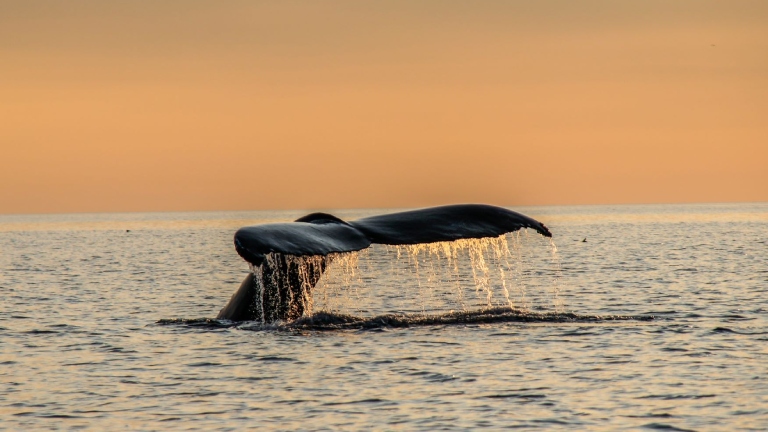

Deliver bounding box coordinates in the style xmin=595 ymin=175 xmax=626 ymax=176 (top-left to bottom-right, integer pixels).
xmin=1 ymin=203 xmax=767 ymax=430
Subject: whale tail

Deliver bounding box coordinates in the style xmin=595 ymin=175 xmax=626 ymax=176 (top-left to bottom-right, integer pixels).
xmin=220 ymin=204 xmax=551 ymax=323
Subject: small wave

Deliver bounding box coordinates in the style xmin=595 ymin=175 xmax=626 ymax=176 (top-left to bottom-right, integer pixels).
xmin=480 ymin=393 xmax=547 ymax=399
xmin=322 ymin=398 xmax=390 ymax=406
xmin=158 ymin=307 xmax=655 ymax=331
xmin=641 ymin=423 xmax=696 ymax=432
xmin=156 ymin=318 xmax=237 ymax=328
xmin=711 ymin=327 xmax=768 ymax=335
xmin=25 ymin=329 xmax=59 ymax=334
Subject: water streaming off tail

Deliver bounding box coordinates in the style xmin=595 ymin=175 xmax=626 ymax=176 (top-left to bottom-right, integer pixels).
xmin=302 ymin=230 xmax=564 ymax=318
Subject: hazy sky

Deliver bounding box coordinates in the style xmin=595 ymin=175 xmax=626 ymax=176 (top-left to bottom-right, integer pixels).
xmin=2 ymin=1 xmax=766 ymax=214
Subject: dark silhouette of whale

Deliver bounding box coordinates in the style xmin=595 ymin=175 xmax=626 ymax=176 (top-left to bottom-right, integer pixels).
xmin=218 ymin=204 xmax=552 ymax=323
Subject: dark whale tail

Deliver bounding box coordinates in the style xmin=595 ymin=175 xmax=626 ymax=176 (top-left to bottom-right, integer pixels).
xmin=218 ymin=204 xmax=551 ymax=322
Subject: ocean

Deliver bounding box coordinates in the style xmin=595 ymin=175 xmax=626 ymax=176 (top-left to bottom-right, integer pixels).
xmin=1 ymin=203 xmax=766 ymax=430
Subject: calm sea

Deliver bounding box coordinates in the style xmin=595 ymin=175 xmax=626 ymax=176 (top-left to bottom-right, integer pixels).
xmin=1 ymin=203 xmax=766 ymax=430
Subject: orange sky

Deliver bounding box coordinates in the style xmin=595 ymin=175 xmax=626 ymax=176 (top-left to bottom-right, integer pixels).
xmin=1 ymin=1 xmax=766 ymax=214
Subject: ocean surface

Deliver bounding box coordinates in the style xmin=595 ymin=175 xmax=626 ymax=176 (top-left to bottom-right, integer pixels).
xmin=1 ymin=203 xmax=766 ymax=430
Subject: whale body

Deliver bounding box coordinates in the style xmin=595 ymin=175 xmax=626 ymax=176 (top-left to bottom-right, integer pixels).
xmin=218 ymin=204 xmax=551 ymax=322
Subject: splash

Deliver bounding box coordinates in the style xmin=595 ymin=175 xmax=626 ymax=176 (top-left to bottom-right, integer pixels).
xmin=247 ymin=253 xmax=332 ymax=324
xmin=306 ymin=231 xmax=565 ymax=319
xmin=395 ymin=236 xmax=516 ymax=310
xmin=310 ymin=251 xmax=363 ymax=315
xmin=549 ymin=238 xmax=565 ymax=313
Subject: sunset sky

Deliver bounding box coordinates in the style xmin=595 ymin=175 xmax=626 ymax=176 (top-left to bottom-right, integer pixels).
xmin=1 ymin=1 xmax=766 ymax=214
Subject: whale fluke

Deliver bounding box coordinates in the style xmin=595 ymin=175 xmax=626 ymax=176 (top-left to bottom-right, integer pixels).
xmin=219 ymin=204 xmax=551 ymax=323
xmin=350 ymin=204 xmax=551 ymax=246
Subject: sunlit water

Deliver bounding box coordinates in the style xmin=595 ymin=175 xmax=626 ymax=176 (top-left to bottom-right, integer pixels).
xmin=1 ymin=204 xmax=766 ymax=430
